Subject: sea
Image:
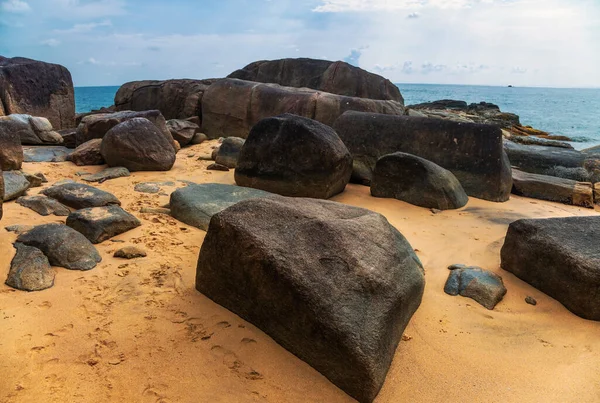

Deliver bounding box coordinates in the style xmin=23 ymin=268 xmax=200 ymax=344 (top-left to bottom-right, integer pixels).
xmin=74 ymin=84 xmax=600 ymax=150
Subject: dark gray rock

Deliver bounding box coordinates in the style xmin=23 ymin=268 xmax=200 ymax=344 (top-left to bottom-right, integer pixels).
xmin=100 ymin=118 xmax=176 ymax=172
xmin=134 ymin=182 xmax=160 ymax=193
xmin=0 ymin=119 xmax=23 ymax=170
xmin=525 ymin=296 xmax=537 ymax=306
xmin=166 ymin=119 xmax=198 ymax=147
xmin=207 ymin=163 xmax=230 ymax=171
xmin=4 ymin=224 xmax=33 ymax=235
xmin=190 ymin=132 xmax=208 ymax=145
xmin=371 ymin=152 xmax=468 ymax=210
xmin=235 ymin=114 xmax=353 ymax=199
xmin=504 ymin=141 xmax=585 ymax=175
xmin=444 ymin=265 xmax=507 ymax=310
xmin=81 ymin=167 xmax=130 ymax=183
xmin=16 ymin=223 xmax=101 ymax=270
xmin=512 ymin=169 xmax=593 ymax=208
xmin=66 ymin=205 xmax=141 ymax=244
xmin=333 ymin=111 xmax=512 ymax=202
xmin=6 ymin=243 xmax=55 ymax=291
xmin=22 ymin=146 xmax=71 ymax=162
xmin=3 ymin=171 xmax=30 ymax=201
xmin=16 ymin=195 xmax=71 ymax=216
xmin=42 ymin=182 xmax=121 ymax=209
xmin=170 ymin=183 xmax=272 ymax=230
xmin=114 ymin=246 xmax=147 ymax=259
xmin=68 ymin=138 xmax=104 ymax=166
xmin=507 ymin=135 xmax=573 ymax=149
xmin=23 ymin=172 xmax=46 ymax=188
xmin=408 ymin=100 xmax=520 ymax=129
xmin=215 ymin=137 xmax=245 ymax=168
xmin=196 ymin=196 xmax=425 ymax=403
xmin=58 ymin=128 xmax=77 ymax=148
xmin=501 ymin=216 xmax=600 ymax=321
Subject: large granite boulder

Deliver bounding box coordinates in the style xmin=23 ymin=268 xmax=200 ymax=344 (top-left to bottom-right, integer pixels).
xmin=512 ymin=169 xmax=593 ymax=208
xmin=170 ymin=183 xmax=272 ymax=230
xmin=17 ymin=223 xmax=101 ymax=271
xmin=2 ymin=114 xmax=63 ymax=145
xmin=114 ymin=79 xmax=217 ymax=120
xmin=0 ymin=56 xmax=75 ymax=129
xmin=0 ymin=120 xmax=23 ymax=170
xmin=68 ymin=138 xmax=104 ymax=166
xmin=229 ymin=58 xmax=402 ymax=102
xmin=66 ymin=205 xmax=141 ymax=244
xmin=501 ymin=216 xmax=600 ymax=321
xmin=42 ymin=182 xmax=120 ymax=209
xmin=100 ymin=118 xmax=176 ymax=171
xmin=408 ymin=100 xmax=520 ymax=129
xmin=333 ymin=111 xmax=512 ymax=202
xmin=235 ymin=114 xmax=353 ymax=199
xmin=166 ymin=119 xmax=199 ymax=147
xmin=6 ymin=243 xmax=55 ymax=292
xmin=504 ymin=141 xmax=586 ymax=176
xmin=2 ymin=171 xmax=30 ymax=201
xmin=371 ymin=152 xmax=468 ymax=210
xmin=201 ymin=78 xmax=404 ymax=139
xmin=197 ymin=197 xmax=425 ymax=403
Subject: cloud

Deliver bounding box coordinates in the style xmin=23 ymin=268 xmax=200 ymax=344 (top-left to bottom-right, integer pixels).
xmin=343 ymin=46 xmax=368 ymax=66
xmin=54 ymin=20 xmax=112 ymax=34
xmin=407 ymin=12 xmax=420 ymax=18
xmin=313 ymin=0 xmax=503 ymax=12
xmin=41 ymin=38 xmax=60 ymax=47
xmin=45 ymin=0 xmax=125 ymax=19
xmin=1 ymin=0 xmax=30 ymax=13
xmin=78 ymin=57 xmax=141 ymax=67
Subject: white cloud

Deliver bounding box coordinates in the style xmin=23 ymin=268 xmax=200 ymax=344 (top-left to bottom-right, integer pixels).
xmin=46 ymin=0 xmax=125 ymax=19
xmin=313 ymin=0 xmax=504 ymax=12
xmin=54 ymin=20 xmax=112 ymax=34
xmin=1 ymin=0 xmax=31 ymax=13
xmin=407 ymin=12 xmax=420 ymax=18
xmin=41 ymin=38 xmax=60 ymax=47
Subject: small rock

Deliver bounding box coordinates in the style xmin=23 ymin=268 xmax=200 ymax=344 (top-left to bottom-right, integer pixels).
xmin=525 ymin=296 xmax=538 ymax=306
xmin=215 ymin=137 xmax=245 ymax=168
xmin=3 ymin=171 xmax=30 ymax=201
xmin=81 ymin=167 xmax=130 ymax=183
xmin=134 ymin=183 xmax=160 ymax=194
xmin=16 ymin=195 xmax=71 ymax=216
xmin=114 ymin=246 xmax=147 ymax=259
xmin=42 ymin=182 xmax=121 ymax=209
xmin=66 ymin=205 xmax=142 ymax=244
xmin=197 ymin=155 xmax=213 ymax=161
xmin=6 ymin=243 xmax=55 ymax=292
xmin=190 ymin=133 xmax=208 ymax=145
xmin=23 ymin=172 xmax=45 ymax=188
xmin=431 ymin=208 xmax=442 ymax=214
xmin=140 ymin=207 xmax=171 ymax=214
xmin=444 ymin=265 xmax=507 ymax=310
xmin=207 ymin=163 xmax=230 ymax=172
xmin=4 ymin=224 xmax=34 ymax=234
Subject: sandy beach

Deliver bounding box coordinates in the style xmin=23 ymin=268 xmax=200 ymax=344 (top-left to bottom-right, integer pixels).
xmin=1 ymin=140 xmax=599 ymax=403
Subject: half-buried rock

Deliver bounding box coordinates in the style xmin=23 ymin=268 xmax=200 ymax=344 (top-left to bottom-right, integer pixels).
xmin=444 ymin=265 xmax=507 ymax=310
xmin=42 ymin=182 xmax=120 ymax=209
xmin=17 ymin=223 xmax=101 ymax=270
xmin=16 ymin=195 xmax=71 ymax=216
xmin=215 ymin=137 xmax=245 ymax=168
xmin=100 ymin=118 xmax=176 ymax=171
xmin=371 ymin=152 xmax=468 ymax=210
xmin=196 ymin=197 xmax=425 ymax=403
xmin=235 ymin=114 xmax=353 ymax=199
xmin=501 ymin=216 xmax=600 ymax=321
xmin=170 ymin=183 xmax=272 ymax=230
xmin=6 ymin=243 xmax=55 ymax=291
xmin=66 ymin=205 xmax=141 ymax=244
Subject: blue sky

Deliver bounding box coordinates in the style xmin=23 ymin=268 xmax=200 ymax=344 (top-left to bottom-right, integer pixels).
xmin=1 ymin=0 xmax=599 ymax=87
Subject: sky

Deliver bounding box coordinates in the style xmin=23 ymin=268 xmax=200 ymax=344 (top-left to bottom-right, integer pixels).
xmin=0 ymin=0 xmax=599 ymax=88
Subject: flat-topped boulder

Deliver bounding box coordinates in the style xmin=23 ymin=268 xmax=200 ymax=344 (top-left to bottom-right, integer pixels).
xmin=201 ymin=78 xmax=404 ymax=139
xmin=42 ymin=182 xmax=120 ymax=209
xmin=16 ymin=195 xmax=71 ymax=216
xmin=0 ymin=56 xmax=75 ymax=129
xmin=170 ymin=183 xmax=272 ymax=230
xmin=66 ymin=205 xmax=141 ymax=244
xmin=81 ymin=167 xmax=130 ymax=183
xmin=501 ymin=216 xmax=600 ymax=321
xmin=504 ymin=141 xmax=586 ymax=177
xmin=23 ymin=146 xmax=71 ymax=163
xmin=512 ymin=169 xmax=593 ymax=208
xmin=228 ymin=58 xmax=403 ymax=102
xmin=235 ymin=114 xmax=353 ymax=199
xmin=196 ymin=196 xmax=425 ymax=403
xmin=333 ymin=111 xmax=512 ymax=202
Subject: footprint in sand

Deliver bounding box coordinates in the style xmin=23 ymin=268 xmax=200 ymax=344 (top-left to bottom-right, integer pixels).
xmin=142 ymin=383 xmax=172 ymax=403
xmin=210 ymin=345 xmax=263 ymax=381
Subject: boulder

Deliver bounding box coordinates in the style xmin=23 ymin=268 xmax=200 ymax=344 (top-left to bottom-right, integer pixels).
xmin=16 ymin=195 xmax=71 ymax=216
xmin=512 ymin=169 xmax=593 ymax=208
xmin=501 ymin=216 xmax=600 ymax=321
xmin=0 ymin=56 xmax=75 ymax=129
xmin=81 ymin=167 xmax=130 ymax=183
xmin=214 ymin=137 xmax=245 ymax=168
xmin=506 ymin=134 xmax=573 ymax=149
xmin=75 ymin=109 xmax=178 ymax=152
xmin=42 ymin=182 xmax=120 ymax=209
xmin=201 ymin=78 xmax=404 ymax=139
xmin=235 ymin=114 xmax=353 ymax=199
xmin=22 ymin=146 xmax=71 ymax=162
xmin=16 ymin=223 xmax=101 ymax=270
xmin=408 ymin=100 xmax=520 ymax=129
xmin=444 ymin=265 xmax=507 ymax=310
xmin=58 ymin=128 xmax=77 ymax=148
xmin=6 ymin=243 xmax=55 ymax=292
xmin=228 ymin=58 xmax=403 ymax=102
xmin=114 ymin=246 xmax=147 ymax=259
xmin=66 ymin=205 xmax=141 ymax=244
xmin=114 ymin=79 xmax=217 ymax=120
xmin=333 ymin=111 xmax=512 ymax=202
xmin=196 ymin=196 xmax=425 ymax=403
xmin=504 ymin=141 xmax=586 ymax=175
xmin=75 ymin=106 xmax=116 ymax=126
xmin=166 ymin=119 xmax=199 ymax=147
xmin=23 ymin=172 xmax=46 ymax=188
xmin=2 ymin=171 xmax=30 ymax=201
xmin=4 ymin=224 xmax=33 ymax=235
xmin=0 ymin=118 xmax=24 ymax=170
xmin=68 ymin=139 xmax=104 ymax=166
xmin=371 ymin=152 xmax=468 ymax=210
xmin=170 ymin=183 xmax=272 ymax=230
xmin=190 ymin=132 xmax=208 ymax=145
xmin=100 ymin=118 xmax=176 ymax=172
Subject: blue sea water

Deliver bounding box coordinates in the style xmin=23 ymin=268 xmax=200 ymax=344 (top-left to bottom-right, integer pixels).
xmin=74 ymin=84 xmax=600 ymax=149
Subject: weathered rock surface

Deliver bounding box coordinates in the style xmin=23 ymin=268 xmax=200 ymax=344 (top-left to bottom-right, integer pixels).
xmin=504 ymin=141 xmax=586 ymax=175
xmin=23 ymin=146 xmax=71 ymax=162
xmin=512 ymin=169 xmax=594 ymax=208
xmin=0 ymin=114 xmax=63 ymax=145
xmin=114 ymin=246 xmax=147 ymax=259
xmin=100 ymin=118 xmax=176 ymax=171
xmin=6 ymin=243 xmax=55 ymax=292
xmin=75 ymin=106 xmax=116 ymax=126
xmin=0 ymin=56 xmax=75 ymax=129
xmin=371 ymin=152 xmax=468 ymax=210
xmin=16 ymin=195 xmax=71 ymax=216
xmin=334 ymin=111 xmax=512 ymax=202
xmin=66 ymin=205 xmax=141 ymax=244
xmin=42 ymin=182 xmax=120 ymax=209
xmin=408 ymin=100 xmax=520 ymax=129
xmin=4 ymin=224 xmax=33 ymax=235
xmin=444 ymin=265 xmax=507 ymax=310
xmin=68 ymin=138 xmax=104 ymax=166
xmin=0 ymin=119 xmax=23 ymax=170
xmin=196 ymin=196 xmax=425 ymax=403
xmin=501 ymin=216 xmax=600 ymax=321
xmin=23 ymin=172 xmax=46 ymax=188
xmin=134 ymin=182 xmax=160 ymax=194
xmin=2 ymin=171 xmax=30 ymax=201
xmin=114 ymin=79 xmax=217 ymax=120
xmin=214 ymin=137 xmax=245 ymax=168
xmin=202 ymin=78 xmax=404 ymax=139
xmin=167 ymin=119 xmax=199 ymax=147
xmin=505 ymin=133 xmax=573 ymax=149
xmin=17 ymin=223 xmax=101 ymax=270
xmin=235 ymin=114 xmax=353 ymax=199
xmin=58 ymin=128 xmax=77 ymax=148
xmin=229 ymin=58 xmax=403 ymax=102
xmin=81 ymin=167 xmax=130 ymax=183
xmin=170 ymin=183 xmax=272 ymax=230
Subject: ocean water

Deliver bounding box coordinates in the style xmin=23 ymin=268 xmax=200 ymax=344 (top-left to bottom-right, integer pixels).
xmin=74 ymin=84 xmax=600 ymax=149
